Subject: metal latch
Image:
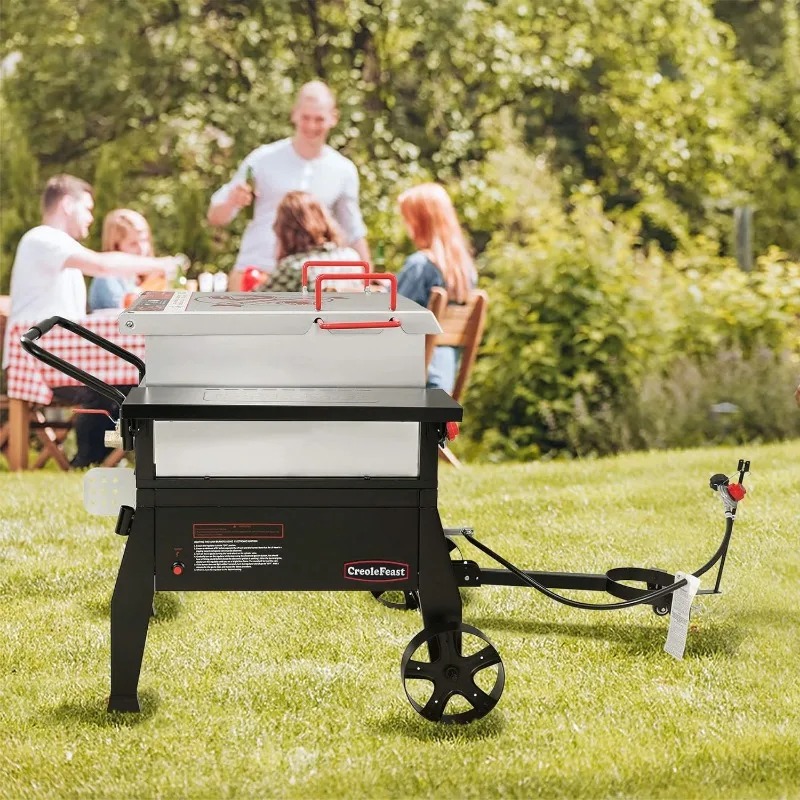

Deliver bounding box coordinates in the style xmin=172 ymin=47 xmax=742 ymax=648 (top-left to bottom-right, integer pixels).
xmin=104 ymin=420 xmax=123 ymax=449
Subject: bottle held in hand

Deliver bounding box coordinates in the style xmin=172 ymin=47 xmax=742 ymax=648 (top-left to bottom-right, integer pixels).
xmin=172 ymin=253 xmax=189 ymax=290
xmin=374 ymin=240 xmax=386 ymax=274
xmin=244 ymin=165 xmax=256 ymax=221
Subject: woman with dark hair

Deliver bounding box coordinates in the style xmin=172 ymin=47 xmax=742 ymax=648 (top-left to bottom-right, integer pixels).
xmin=255 ymin=191 xmax=363 ymax=292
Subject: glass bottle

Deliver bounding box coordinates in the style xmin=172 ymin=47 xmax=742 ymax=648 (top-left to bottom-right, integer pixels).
xmin=244 ymin=164 xmax=256 ymax=221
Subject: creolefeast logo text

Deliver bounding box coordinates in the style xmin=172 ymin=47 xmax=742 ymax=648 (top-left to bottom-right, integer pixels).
xmin=343 ymin=561 xmax=409 ymax=582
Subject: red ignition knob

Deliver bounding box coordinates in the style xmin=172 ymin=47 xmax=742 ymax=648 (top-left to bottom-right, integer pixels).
xmin=727 ymin=483 xmax=746 ymax=501
xmin=445 ymin=421 xmax=460 ymax=441
xmin=171 ymin=562 xmax=184 ymax=576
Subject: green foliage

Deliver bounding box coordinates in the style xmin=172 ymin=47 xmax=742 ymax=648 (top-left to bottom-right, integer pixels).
xmin=86 ymin=143 xmax=124 ymax=252
xmin=463 ymin=208 xmax=668 ymax=461
xmin=618 ymin=349 xmax=800 ymax=452
xmin=665 ymin=247 xmax=800 ymax=361
xmin=1 ymin=0 xmax=798 ymax=458
xmin=2 ymin=0 xmax=798 ymax=266
xmin=714 ymin=0 xmax=800 ymax=255
xmin=0 ymin=101 xmax=39 ymax=294
xmin=459 ymin=147 xmax=800 ymax=461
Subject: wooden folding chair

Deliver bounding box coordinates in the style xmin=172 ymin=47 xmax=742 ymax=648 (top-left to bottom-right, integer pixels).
xmin=425 ymin=289 xmax=489 ymax=467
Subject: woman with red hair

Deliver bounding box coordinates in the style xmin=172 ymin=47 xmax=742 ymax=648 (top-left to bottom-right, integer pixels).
xmin=397 ymin=183 xmax=477 ymax=392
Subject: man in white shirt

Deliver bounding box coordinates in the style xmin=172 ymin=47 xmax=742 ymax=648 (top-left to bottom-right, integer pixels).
xmin=3 ymin=174 xmax=181 ymax=465
xmin=4 ymin=174 xmax=180 ymax=362
xmin=207 ymin=81 xmax=369 ymax=291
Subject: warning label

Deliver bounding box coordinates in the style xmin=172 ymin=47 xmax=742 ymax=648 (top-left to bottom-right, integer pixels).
xmin=193 ymin=539 xmax=283 ymax=572
xmin=193 ymin=523 xmax=283 ymax=539
xmin=127 ymin=291 xmax=174 ymax=312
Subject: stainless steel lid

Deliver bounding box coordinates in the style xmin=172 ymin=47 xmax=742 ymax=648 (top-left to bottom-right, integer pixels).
xmin=118 ymin=291 xmax=441 ymax=336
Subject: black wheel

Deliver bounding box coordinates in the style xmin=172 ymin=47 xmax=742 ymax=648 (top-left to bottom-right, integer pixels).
xmin=647 ymin=578 xmax=672 ymax=617
xmin=372 ymin=590 xmax=420 ymax=611
xmin=401 ymin=622 xmax=504 ymax=724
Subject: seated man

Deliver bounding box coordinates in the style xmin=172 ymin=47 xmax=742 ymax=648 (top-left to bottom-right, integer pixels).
xmin=2 ymin=174 xmax=182 ymax=466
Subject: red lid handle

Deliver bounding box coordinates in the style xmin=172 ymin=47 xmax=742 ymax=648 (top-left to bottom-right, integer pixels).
xmin=302 ymin=261 xmax=370 ymax=290
xmin=315 ymin=272 xmax=397 ymax=311
xmin=317 ymin=319 xmax=401 ymax=330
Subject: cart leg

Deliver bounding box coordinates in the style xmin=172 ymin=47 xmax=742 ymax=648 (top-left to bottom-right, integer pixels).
xmin=417 ymin=508 xmax=462 ymax=629
xmin=108 ymin=507 xmax=154 ymax=712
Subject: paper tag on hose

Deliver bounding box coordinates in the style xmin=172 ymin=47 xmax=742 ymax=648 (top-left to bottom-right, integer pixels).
xmin=664 ymin=572 xmax=701 ymax=660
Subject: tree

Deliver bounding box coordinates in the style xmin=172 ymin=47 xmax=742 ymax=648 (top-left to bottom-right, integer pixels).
xmin=0 ymin=99 xmax=40 ymax=294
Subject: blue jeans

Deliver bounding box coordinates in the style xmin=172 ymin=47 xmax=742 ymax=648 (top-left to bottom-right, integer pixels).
xmin=427 ymin=346 xmax=458 ymax=394
xmin=52 ymin=385 xmax=133 ymax=467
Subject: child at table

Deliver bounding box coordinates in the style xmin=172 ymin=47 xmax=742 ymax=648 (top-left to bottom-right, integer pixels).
xmin=89 ymin=209 xmax=159 ymax=311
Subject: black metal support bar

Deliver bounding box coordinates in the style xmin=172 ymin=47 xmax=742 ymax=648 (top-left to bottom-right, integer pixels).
xmin=466 ymin=567 xmax=608 ymax=592
xmin=108 ymin=506 xmax=155 ymax=712
xmin=417 ymin=508 xmax=462 ymax=630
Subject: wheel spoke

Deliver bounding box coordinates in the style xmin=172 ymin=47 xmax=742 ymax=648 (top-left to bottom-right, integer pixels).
xmin=421 ymin=686 xmax=454 ymax=722
xmin=463 ymin=645 xmax=501 ymax=675
xmin=403 ymin=659 xmax=438 ymax=682
xmin=465 ymin=682 xmax=496 ymax=716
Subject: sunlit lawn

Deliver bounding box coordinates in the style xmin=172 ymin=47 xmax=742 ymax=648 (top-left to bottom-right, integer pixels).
xmin=1 ymin=440 xmax=798 ymax=798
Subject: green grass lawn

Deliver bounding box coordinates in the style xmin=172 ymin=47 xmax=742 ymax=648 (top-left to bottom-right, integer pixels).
xmin=1 ymin=441 xmax=799 ymax=799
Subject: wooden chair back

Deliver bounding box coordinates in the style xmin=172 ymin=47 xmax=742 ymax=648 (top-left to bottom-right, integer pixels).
xmin=425 ymin=287 xmax=449 ymax=370
xmin=430 ymin=289 xmax=489 ymax=402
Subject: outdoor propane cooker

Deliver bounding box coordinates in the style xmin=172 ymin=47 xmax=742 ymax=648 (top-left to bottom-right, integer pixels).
xmin=21 ymin=268 xmax=750 ymax=724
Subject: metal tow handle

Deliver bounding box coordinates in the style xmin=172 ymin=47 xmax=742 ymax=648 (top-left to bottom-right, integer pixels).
xmin=20 ymin=316 xmax=145 ymax=408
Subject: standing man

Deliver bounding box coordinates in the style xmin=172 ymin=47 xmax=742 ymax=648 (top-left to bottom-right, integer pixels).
xmin=3 ymin=174 xmax=182 ymax=466
xmin=207 ymin=81 xmax=369 ymax=290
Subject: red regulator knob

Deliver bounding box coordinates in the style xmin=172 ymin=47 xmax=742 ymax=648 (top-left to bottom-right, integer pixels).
xmin=727 ymin=483 xmax=746 ymax=501
xmin=445 ymin=421 xmax=460 ymax=441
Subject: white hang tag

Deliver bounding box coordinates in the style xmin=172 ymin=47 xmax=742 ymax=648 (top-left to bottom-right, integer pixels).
xmin=664 ymin=571 xmax=701 ymax=660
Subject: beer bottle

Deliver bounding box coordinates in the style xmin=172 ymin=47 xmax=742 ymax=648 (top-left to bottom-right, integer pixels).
xmin=244 ymin=165 xmax=256 ymax=221
xmin=172 ymin=253 xmax=189 ymax=290
xmin=374 ymin=240 xmax=386 ymax=273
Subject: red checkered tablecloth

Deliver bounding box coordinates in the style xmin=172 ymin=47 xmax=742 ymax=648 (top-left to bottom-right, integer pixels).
xmin=5 ymin=313 xmax=145 ymax=405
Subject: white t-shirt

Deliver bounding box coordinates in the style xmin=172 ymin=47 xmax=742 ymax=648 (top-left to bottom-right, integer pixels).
xmin=211 ymin=138 xmax=367 ymax=272
xmin=2 ymin=225 xmax=89 ymax=368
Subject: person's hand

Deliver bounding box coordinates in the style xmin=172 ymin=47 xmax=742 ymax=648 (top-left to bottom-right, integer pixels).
xmin=155 ymin=256 xmax=183 ymax=282
xmin=229 ymin=182 xmax=254 ymax=209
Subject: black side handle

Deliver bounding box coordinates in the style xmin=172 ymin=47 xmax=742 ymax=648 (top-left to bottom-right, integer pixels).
xmin=20 ymin=316 xmax=145 ymax=408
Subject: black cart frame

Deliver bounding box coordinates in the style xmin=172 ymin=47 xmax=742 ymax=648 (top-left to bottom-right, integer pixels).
xmin=21 ymin=317 xmax=748 ymax=724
